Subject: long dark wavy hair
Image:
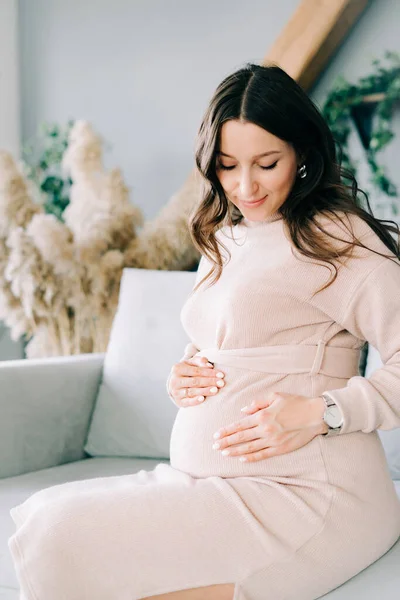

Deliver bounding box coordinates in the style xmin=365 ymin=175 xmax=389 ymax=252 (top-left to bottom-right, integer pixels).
xmin=189 ymin=63 xmax=400 ymax=295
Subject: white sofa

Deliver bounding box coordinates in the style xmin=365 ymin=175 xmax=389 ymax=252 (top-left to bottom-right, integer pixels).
xmin=0 ymin=268 xmax=399 ymax=599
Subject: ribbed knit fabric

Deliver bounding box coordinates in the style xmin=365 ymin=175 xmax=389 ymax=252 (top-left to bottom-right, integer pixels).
xmin=8 ymin=210 xmax=400 ymax=600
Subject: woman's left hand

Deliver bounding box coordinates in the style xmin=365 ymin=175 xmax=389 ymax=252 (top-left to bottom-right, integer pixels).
xmin=212 ymin=392 xmax=328 ymax=462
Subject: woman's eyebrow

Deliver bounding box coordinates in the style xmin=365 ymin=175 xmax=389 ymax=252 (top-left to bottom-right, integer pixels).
xmin=217 ymin=150 xmax=281 ymax=158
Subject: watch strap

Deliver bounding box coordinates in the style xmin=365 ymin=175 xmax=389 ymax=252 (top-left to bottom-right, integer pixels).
xmin=321 ymin=393 xmax=343 ymax=436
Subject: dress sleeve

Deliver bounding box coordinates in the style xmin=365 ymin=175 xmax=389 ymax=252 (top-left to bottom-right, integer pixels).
xmin=320 ymin=256 xmax=400 ymax=435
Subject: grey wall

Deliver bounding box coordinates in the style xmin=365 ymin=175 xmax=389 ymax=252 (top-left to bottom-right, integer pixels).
xmin=19 ymin=0 xmax=400 ymax=224
xmin=18 ymin=0 xmax=299 ymax=221
xmin=0 ymin=0 xmax=20 ymax=154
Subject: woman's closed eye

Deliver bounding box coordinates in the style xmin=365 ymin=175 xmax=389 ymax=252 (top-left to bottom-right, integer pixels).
xmin=218 ymin=161 xmax=278 ymax=171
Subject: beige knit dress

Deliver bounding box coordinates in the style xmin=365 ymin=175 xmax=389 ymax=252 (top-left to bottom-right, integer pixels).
xmin=8 ymin=210 xmax=400 ymax=600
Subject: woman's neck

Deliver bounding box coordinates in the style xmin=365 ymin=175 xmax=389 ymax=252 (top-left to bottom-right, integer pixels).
xmin=241 ymin=209 xmax=283 ymax=227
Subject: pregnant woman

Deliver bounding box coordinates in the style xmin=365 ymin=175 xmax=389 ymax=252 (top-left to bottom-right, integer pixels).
xmin=8 ymin=63 xmax=400 ymax=600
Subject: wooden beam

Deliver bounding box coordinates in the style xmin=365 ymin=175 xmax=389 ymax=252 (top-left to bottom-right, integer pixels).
xmin=263 ymin=0 xmax=371 ymax=90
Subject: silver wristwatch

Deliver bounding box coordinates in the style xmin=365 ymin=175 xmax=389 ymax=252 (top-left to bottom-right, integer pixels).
xmin=321 ymin=393 xmax=343 ymax=437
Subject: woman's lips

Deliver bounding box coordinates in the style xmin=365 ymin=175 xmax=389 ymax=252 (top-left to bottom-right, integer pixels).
xmin=241 ymin=195 xmax=267 ymax=207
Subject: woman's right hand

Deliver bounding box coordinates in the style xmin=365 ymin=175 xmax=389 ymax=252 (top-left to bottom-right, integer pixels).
xmin=167 ymin=356 xmax=226 ymax=408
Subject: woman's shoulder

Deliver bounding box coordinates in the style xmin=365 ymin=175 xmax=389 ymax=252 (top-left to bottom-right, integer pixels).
xmin=300 ymin=210 xmax=399 ymax=320
xmin=312 ymin=209 xmax=398 ymax=266
xmin=312 ymin=209 xmax=373 ymax=239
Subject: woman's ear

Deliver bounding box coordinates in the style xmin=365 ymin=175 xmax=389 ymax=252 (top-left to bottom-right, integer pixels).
xmin=297 ymin=151 xmax=309 ymax=169
xmin=298 ymin=150 xmax=307 ymax=165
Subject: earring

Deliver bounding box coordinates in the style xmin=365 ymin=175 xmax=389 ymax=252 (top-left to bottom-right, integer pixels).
xmin=298 ymin=164 xmax=307 ymax=179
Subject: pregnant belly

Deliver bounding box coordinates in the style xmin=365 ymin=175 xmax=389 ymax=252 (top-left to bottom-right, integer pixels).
xmin=169 ymin=366 xmax=327 ymax=481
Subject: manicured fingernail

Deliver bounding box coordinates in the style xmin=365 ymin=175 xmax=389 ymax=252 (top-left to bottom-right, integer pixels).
xmin=197 ymin=396 xmax=205 ymax=402
xmin=210 ymin=387 xmax=218 ymax=393
xmin=221 ymin=449 xmax=230 ymax=456
xmin=216 ymin=380 xmax=224 ymax=387
xmin=213 ymin=432 xmax=221 ymax=439
xmin=212 ymin=443 xmax=220 ymax=449
xmin=216 ymin=372 xmax=224 ymax=378
xmin=239 ymin=456 xmax=247 ymax=462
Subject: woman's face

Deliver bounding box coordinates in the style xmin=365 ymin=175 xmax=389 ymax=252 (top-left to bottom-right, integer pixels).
xmin=215 ymin=120 xmax=300 ymax=221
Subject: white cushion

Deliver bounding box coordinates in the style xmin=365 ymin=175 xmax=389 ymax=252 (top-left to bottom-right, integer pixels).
xmin=365 ymin=344 xmax=400 ymax=479
xmin=84 ymin=268 xmax=197 ymax=459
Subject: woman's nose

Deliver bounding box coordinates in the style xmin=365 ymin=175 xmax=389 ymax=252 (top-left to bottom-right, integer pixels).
xmin=239 ymin=171 xmax=258 ymax=198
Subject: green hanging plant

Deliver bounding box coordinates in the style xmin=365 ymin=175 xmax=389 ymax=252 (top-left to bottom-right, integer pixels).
xmin=21 ymin=120 xmax=75 ymax=221
xmin=322 ymin=50 xmax=400 ymax=215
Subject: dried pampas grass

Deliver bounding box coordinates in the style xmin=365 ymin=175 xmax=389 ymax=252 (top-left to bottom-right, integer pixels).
xmin=0 ymin=120 xmax=201 ymax=358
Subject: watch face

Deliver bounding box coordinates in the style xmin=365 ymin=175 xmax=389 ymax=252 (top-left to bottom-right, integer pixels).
xmin=325 ymin=405 xmax=343 ymax=428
